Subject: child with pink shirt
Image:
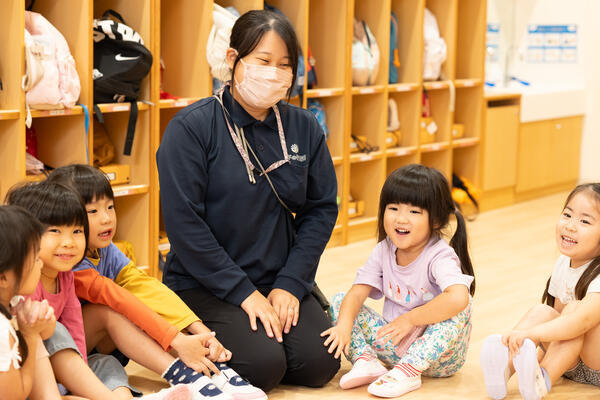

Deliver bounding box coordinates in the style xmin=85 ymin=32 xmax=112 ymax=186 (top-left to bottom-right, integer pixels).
xmin=321 ymin=164 xmax=476 ymax=398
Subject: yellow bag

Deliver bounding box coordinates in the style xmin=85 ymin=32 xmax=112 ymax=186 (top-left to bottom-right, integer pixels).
xmin=93 ymin=120 xmax=116 ymax=167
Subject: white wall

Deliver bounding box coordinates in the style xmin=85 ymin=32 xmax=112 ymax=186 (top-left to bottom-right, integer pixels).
xmin=487 ymin=0 xmax=600 ymax=181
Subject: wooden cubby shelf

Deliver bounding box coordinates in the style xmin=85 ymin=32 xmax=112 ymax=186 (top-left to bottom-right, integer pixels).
xmin=159 ymin=98 xmax=201 ymax=109
xmin=305 ymin=88 xmax=345 ymax=98
xmin=0 ymin=110 xmax=20 ymax=120
xmin=0 ymin=0 xmax=487 ymax=274
xmin=31 ymin=106 xmax=84 ymax=118
xmin=95 ymin=102 xmax=150 ymax=113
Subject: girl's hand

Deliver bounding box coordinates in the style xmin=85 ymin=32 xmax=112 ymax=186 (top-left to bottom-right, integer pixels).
xmin=14 ymin=298 xmax=55 ymax=336
xmin=171 ymin=332 xmax=220 ymax=376
xmin=241 ymin=290 xmax=283 ymax=342
xmin=206 ymin=336 xmax=231 ymax=362
xmin=502 ymin=330 xmax=538 ymax=357
xmin=320 ymin=325 xmax=351 ymax=359
xmin=267 ymin=288 xmax=300 ymax=334
xmin=376 ymin=314 xmax=414 ymax=346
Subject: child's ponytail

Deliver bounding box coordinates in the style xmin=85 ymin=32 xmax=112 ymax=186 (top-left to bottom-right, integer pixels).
xmin=450 ymin=208 xmax=475 ymax=296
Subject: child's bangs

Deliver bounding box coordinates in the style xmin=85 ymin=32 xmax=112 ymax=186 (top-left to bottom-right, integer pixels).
xmin=47 ymin=164 xmax=114 ymax=204
xmin=381 ymin=172 xmax=433 ymax=212
xmin=35 ymin=191 xmax=88 ymax=229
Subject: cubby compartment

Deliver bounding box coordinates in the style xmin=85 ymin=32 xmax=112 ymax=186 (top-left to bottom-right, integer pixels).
xmin=309 ymin=95 xmax=344 ymax=162
xmin=386 ymin=153 xmax=419 ymax=178
xmin=348 ymin=159 xmax=385 ymax=241
xmin=390 ymin=0 xmax=424 ymax=85
xmin=0 ymin=0 xmax=23 ymax=111
xmin=453 ymin=85 xmax=483 ymax=147
xmin=96 ymin=108 xmax=150 ymax=188
xmin=269 ymin=1 xmax=308 ymax=49
xmin=424 ymin=0 xmax=457 ymax=80
xmin=159 ymin=1 xmax=212 ymax=101
xmin=94 ymin=0 xmax=153 ymax=102
xmin=353 ymin=0 xmax=390 ymax=88
xmin=386 ymin=89 xmax=420 ymax=154
xmin=453 ymin=145 xmax=478 ymax=183
xmin=420 ymin=148 xmax=450 ymax=179
xmin=351 ymin=92 xmax=385 ymax=158
xmin=0 ymin=120 xmax=23 ymax=197
xmin=33 ymin=115 xmax=89 ymax=168
xmin=31 ymin=0 xmax=92 ymax=105
xmin=308 ymin=0 xmax=348 ymax=91
xmin=456 ymin=0 xmax=485 ymax=80
xmin=216 ymin=0 xmax=263 ymax=15
xmin=420 ymin=87 xmax=451 ymax=148
xmin=113 ymin=193 xmax=151 ymax=269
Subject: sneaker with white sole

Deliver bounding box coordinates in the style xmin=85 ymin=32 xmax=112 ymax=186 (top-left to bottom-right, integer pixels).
xmin=339 ymin=355 xmax=388 ymax=389
xmin=367 ymin=366 xmax=422 ymax=398
xmin=480 ymin=334 xmax=511 ymax=399
xmin=513 ymin=339 xmax=549 ymax=400
xmin=141 ymin=384 xmax=192 ymax=400
xmin=210 ymin=363 xmax=267 ymax=400
xmin=189 ymin=375 xmax=233 ymax=400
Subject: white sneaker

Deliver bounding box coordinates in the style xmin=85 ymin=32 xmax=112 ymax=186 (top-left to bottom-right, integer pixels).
xmin=367 ymin=366 xmax=421 ymax=398
xmin=513 ymin=339 xmax=549 ymax=400
xmin=480 ymin=334 xmax=511 ymax=399
xmin=210 ymin=363 xmax=267 ymax=400
xmin=189 ymin=375 xmax=233 ymax=400
xmin=141 ymin=384 xmax=191 ymax=400
xmin=339 ymin=356 xmax=388 ymax=389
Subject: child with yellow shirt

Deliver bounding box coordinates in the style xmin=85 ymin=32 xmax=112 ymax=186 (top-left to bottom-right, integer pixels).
xmin=47 ymin=164 xmax=267 ymax=400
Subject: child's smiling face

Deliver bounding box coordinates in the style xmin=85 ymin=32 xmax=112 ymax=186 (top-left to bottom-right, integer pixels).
xmin=556 ymin=190 xmax=600 ymax=268
xmin=85 ymin=196 xmax=117 ymax=251
xmin=39 ymin=225 xmax=86 ymax=272
xmin=384 ymin=202 xmax=431 ymax=265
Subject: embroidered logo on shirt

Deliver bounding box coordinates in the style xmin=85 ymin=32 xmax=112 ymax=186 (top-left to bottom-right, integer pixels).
xmin=289 ymin=144 xmax=306 ymax=162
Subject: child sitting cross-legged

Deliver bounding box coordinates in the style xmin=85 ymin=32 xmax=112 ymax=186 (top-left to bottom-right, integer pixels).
xmin=321 ymin=165 xmax=476 ymax=398
xmin=47 ymin=164 xmax=266 ymax=400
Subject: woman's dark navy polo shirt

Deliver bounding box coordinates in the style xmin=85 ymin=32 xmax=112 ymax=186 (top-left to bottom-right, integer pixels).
xmin=156 ymin=88 xmax=338 ymax=306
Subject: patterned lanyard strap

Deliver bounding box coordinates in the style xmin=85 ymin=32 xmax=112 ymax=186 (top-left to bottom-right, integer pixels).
xmin=215 ymin=86 xmax=289 ymax=183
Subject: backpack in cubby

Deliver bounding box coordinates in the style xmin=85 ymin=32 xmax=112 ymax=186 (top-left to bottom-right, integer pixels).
xmin=93 ymin=9 xmax=153 ymax=156
xmin=352 ymin=18 xmax=380 ymax=86
xmin=389 ymin=12 xmax=400 ymax=83
xmin=307 ymin=99 xmax=329 ymax=140
xmin=23 ymin=11 xmax=81 ymax=125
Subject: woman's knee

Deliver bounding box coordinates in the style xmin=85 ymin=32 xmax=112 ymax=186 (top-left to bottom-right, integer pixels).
xmin=240 ymin=348 xmax=287 ymax=392
xmin=288 ymin=346 xmax=341 ymax=388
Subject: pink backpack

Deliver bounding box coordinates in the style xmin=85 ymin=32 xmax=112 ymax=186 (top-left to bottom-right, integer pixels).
xmin=23 ymin=11 xmax=80 ymax=124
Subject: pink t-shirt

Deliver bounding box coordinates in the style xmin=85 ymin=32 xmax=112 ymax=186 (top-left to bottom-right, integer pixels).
xmin=354 ymin=236 xmax=473 ymax=323
xmin=30 ymin=271 xmax=87 ymax=363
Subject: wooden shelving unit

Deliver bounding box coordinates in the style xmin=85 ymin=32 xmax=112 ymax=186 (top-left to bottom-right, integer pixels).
xmin=0 ymin=0 xmax=486 ymax=277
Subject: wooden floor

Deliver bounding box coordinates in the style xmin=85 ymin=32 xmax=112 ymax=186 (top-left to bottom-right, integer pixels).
xmin=126 ymin=192 xmax=600 ymax=399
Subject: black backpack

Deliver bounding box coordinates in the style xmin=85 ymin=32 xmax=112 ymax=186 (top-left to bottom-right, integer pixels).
xmin=93 ymin=9 xmax=153 ymax=155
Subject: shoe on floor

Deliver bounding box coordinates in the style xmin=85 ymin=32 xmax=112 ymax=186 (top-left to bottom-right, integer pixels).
xmin=211 ymin=363 xmax=267 ymax=400
xmin=141 ymin=384 xmax=192 ymax=400
xmin=189 ymin=375 xmax=233 ymax=400
xmin=513 ymin=339 xmax=549 ymax=400
xmin=367 ymin=366 xmax=422 ymax=398
xmin=339 ymin=355 xmax=388 ymax=389
xmin=480 ymin=333 xmax=510 ymax=399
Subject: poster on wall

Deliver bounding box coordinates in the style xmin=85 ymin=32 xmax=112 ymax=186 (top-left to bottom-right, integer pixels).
xmin=486 ymin=23 xmax=501 ymax=62
xmin=526 ymin=24 xmax=577 ymax=63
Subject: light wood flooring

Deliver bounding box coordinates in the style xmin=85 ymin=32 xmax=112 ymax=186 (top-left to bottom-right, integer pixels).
xmin=126 ymin=191 xmax=600 ymax=399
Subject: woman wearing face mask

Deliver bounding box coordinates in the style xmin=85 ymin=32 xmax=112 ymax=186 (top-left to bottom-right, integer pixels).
xmin=156 ymin=10 xmax=340 ymax=392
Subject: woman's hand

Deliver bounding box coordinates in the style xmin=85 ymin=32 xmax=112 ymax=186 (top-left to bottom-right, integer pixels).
xmin=267 ymin=288 xmax=300 ymax=334
xmin=241 ymin=290 xmax=283 ymax=342
xmin=320 ymin=325 xmax=351 ymax=359
xmin=502 ymin=330 xmax=538 ymax=357
xmin=170 ymin=332 xmax=220 ymax=376
xmin=376 ymin=314 xmax=414 ymax=346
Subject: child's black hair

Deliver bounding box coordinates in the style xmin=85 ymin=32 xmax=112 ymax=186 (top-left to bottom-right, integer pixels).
xmin=542 ymin=183 xmax=600 ymax=306
xmin=5 ymin=181 xmax=89 ymax=262
xmin=47 ymin=164 xmax=114 ymax=204
xmin=377 ymin=164 xmax=475 ymax=295
xmin=0 ymin=205 xmax=45 ymax=363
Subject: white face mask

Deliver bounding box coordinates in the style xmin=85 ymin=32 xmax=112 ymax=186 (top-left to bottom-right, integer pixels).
xmin=234 ymin=59 xmax=293 ymax=110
